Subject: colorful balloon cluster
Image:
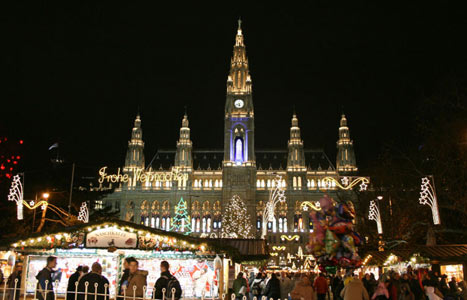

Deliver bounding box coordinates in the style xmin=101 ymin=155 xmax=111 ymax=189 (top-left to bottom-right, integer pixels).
xmin=306 ymin=195 xmax=363 ymax=270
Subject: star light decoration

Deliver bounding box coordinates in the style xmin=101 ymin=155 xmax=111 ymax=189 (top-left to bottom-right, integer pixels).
xmin=322 ymin=176 xmax=369 ymax=191
xmin=261 ymin=174 xmax=286 ymax=239
xmin=368 ymin=200 xmax=383 ymax=234
xmin=419 ymin=177 xmax=440 ymax=225
xmin=8 ymin=174 xmax=24 ymax=220
xmin=77 ymin=202 xmax=89 ymax=223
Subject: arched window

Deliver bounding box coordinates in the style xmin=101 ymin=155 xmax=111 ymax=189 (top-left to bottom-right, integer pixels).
xmin=256 ymin=179 xmax=260 ymax=188
xmin=261 ymin=180 xmax=265 ymax=188
xmin=293 ymin=176 xmax=297 ymax=188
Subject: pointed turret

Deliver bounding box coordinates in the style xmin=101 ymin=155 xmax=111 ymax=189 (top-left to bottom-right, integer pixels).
xmin=175 ymin=113 xmax=193 ymax=170
xmin=287 ymin=113 xmax=306 ymax=190
xmin=124 ymin=114 xmax=145 ymax=188
xmin=226 ymin=18 xmax=252 ymax=96
xmin=336 ymin=114 xmax=358 ymax=174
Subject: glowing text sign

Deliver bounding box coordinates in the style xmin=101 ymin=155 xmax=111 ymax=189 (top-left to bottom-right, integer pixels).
xmin=98 ymin=166 xmax=188 ymax=185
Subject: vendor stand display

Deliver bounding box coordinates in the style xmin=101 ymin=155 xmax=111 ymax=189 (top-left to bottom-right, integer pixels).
xmin=1 ymin=220 xmax=268 ymax=299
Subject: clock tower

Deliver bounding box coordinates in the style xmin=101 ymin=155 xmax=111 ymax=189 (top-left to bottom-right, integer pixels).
xmin=223 ymin=19 xmax=256 ymax=222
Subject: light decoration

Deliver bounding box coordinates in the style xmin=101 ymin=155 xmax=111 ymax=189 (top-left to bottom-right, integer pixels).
xmin=419 ymin=177 xmax=441 ymax=225
xmin=322 ymin=176 xmax=369 ymax=191
xmin=301 ymin=201 xmax=321 ymax=212
xmin=362 ymin=254 xmax=372 ymax=266
xmin=281 ymin=234 xmax=299 ymax=242
xmin=221 ymin=195 xmax=253 ymax=239
xmin=78 ymin=202 xmax=89 ymax=223
xmin=272 ymin=246 xmax=286 ymax=251
xmin=10 ymin=222 xmax=212 ymax=253
xmin=7 ymin=174 xmax=24 ymax=220
xmin=170 ymin=197 xmax=192 ymax=235
xmin=340 ymin=176 xmax=349 ymax=186
xmin=384 ymin=253 xmax=398 ymax=266
xmin=270 ymin=252 xmax=278 ymax=256
xmin=297 ymin=246 xmax=304 ymax=260
xmin=261 ymin=174 xmax=286 ymax=239
xmin=368 ymin=200 xmax=383 ymax=234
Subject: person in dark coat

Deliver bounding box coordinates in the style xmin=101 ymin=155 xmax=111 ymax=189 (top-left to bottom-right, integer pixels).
xmin=263 ymin=273 xmax=281 ymax=300
xmin=36 ymin=256 xmax=57 ymax=300
xmin=67 ymin=266 xmax=83 ymax=300
xmin=118 ymin=257 xmax=136 ymax=300
xmin=77 ymin=262 xmax=109 ymax=300
xmin=153 ymin=261 xmax=181 ymax=300
xmin=7 ymin=262 xmax=23 ymax=300
xmin=408 ymin=272 xmax=423 ymax=300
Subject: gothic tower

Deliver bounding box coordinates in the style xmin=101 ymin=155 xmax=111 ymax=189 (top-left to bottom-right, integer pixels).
xmin=123 ymin=114 xmax=145 ymax=188
xmin=174 ymin=113 xmax=193 ymax=170
xmin=287 ymin=113 xmax=306 ymax=189
xmin=222 ymin=20 xmax=256 ymax=219
xmin=336 ymin=114 xmax=358 ymax=174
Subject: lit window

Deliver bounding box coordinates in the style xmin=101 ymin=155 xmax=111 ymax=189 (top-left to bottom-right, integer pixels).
xmin=279 ymin=218 xmax=283 ymax=232
xmin=155 ymin=217 xmax=160 ymax=229
xmin=207 ymin=217 xmax=211 ymax=232
xmin=235 ymin=137 xmax=243 ymax=163
xmin=202 ymin=217 xmax=206 ymax=233
xmin=272 ymin=217 xmax=277 ymax=233
xmin=261 ymin=180 xmax=265 ymax=188
xmin=283 ymin=218 xmax=288 ymax=233
xmin=151 ymin=217 xmax=155 ymax=228
xmin=166 ymin=217 xmax=171 ymax=231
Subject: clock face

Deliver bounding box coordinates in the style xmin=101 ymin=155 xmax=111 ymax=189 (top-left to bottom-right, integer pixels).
xmin=234 ymin=99 xmax=244 ymax=108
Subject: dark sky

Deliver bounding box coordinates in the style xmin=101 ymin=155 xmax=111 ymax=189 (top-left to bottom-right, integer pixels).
xmin=1 ymin=2 xmax=466 ymax=175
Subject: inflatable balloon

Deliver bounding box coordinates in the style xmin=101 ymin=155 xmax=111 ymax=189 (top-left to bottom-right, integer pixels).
xmin=324 ymin=229 xmax=340 ymax=255
xmin=342 ymin=235 xmax=356 ymax=253
xmin=328 ymin=221 xmax=353 ymax=234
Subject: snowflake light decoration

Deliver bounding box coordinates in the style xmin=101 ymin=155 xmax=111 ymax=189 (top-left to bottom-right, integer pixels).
xmin=368 ymin=200 xmax=383 ymax=234
xmin=419 ymin=177 xmax=440 ymax=225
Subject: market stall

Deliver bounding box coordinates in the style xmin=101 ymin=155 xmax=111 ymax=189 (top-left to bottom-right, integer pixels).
xmin=361 ymin=244 xmax=467 ymax=281
xmin=1 ymin=219 xmax=268 ymax=299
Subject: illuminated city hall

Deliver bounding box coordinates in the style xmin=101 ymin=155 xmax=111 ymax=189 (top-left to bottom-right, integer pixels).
xmin=102 ymin=21 xmax=359 ymax=256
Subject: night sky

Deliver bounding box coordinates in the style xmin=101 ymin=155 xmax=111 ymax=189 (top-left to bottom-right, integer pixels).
xmin=1 ymin=3 xmax=466 ymax=177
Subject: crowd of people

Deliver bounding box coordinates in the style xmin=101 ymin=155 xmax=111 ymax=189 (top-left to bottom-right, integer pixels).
xmin=231 ymin=268 xmax=467 ymax=300
xmin=32 ymin=256 xmax=181 ymax=300
xmin=2 ymin=257 xmax=467 ymax=300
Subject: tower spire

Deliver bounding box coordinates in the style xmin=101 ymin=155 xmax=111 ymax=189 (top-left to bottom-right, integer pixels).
xmin=336 ymin=114 xmax=358 ymax=174
xmin=123 ymin=114 xmax=145 ymax=188
xmin=227 ymin=19 xmax=251 ymax=94
xmin=287 ymin=113 xmax=305 ymax=171
xmin=175 ymin=112 xmax=193 ymax=171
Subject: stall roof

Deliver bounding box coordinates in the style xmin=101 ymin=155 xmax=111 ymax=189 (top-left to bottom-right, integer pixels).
xmin=363 ymin=244 xmax=467 ymax=266
xmin=0 ymin=219 xmax=268 ymax=262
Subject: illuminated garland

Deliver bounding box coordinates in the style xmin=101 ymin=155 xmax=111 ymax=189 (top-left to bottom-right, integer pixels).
xmin=301 ymin=201 xmax=321 ymax=211
xmin=23 ymin=200 xmax=48 ymax=210
xmin=281 ymin=235 xmax=299 ymax=241
xmin=419 ymin=177 xmax=440 ymax=225
xmin=322 ymin=176 xmax=369 ymax=191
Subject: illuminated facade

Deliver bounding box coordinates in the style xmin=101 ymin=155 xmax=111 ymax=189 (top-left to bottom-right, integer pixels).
xmin=102 ymin=20 xmax=359 ymax=255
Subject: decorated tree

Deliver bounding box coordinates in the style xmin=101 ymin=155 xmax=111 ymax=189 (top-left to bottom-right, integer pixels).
xmin=221 ymin=195 xmax=253 ymax=239
xmin=171 ymin=197 xmax=192 ymax=235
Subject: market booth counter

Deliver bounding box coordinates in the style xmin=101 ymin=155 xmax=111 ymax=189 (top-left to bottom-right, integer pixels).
xmin=1 ymin=220 xmax=268 ymax=299
xmin=361 ymin=244 xmax=467 ymax=281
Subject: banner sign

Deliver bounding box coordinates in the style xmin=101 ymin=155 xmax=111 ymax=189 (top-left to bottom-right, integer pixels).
xmin=86 ymin=227 xmax=137 ymax=248
xmin=98 ymin=166 xmax=188 ymax=185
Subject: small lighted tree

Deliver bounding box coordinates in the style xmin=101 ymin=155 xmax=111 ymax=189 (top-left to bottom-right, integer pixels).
xmin=171 ymin=197 xmax=192 ymax=234
xmin=221 ymin=195 xmax=253 ymax=239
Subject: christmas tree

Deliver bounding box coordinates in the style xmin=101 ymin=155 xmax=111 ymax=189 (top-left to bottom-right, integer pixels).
xmin=221 ymin=195 xmax=253 ymax=239
xmin=171 ymin=197 xmax=192 ymax=235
